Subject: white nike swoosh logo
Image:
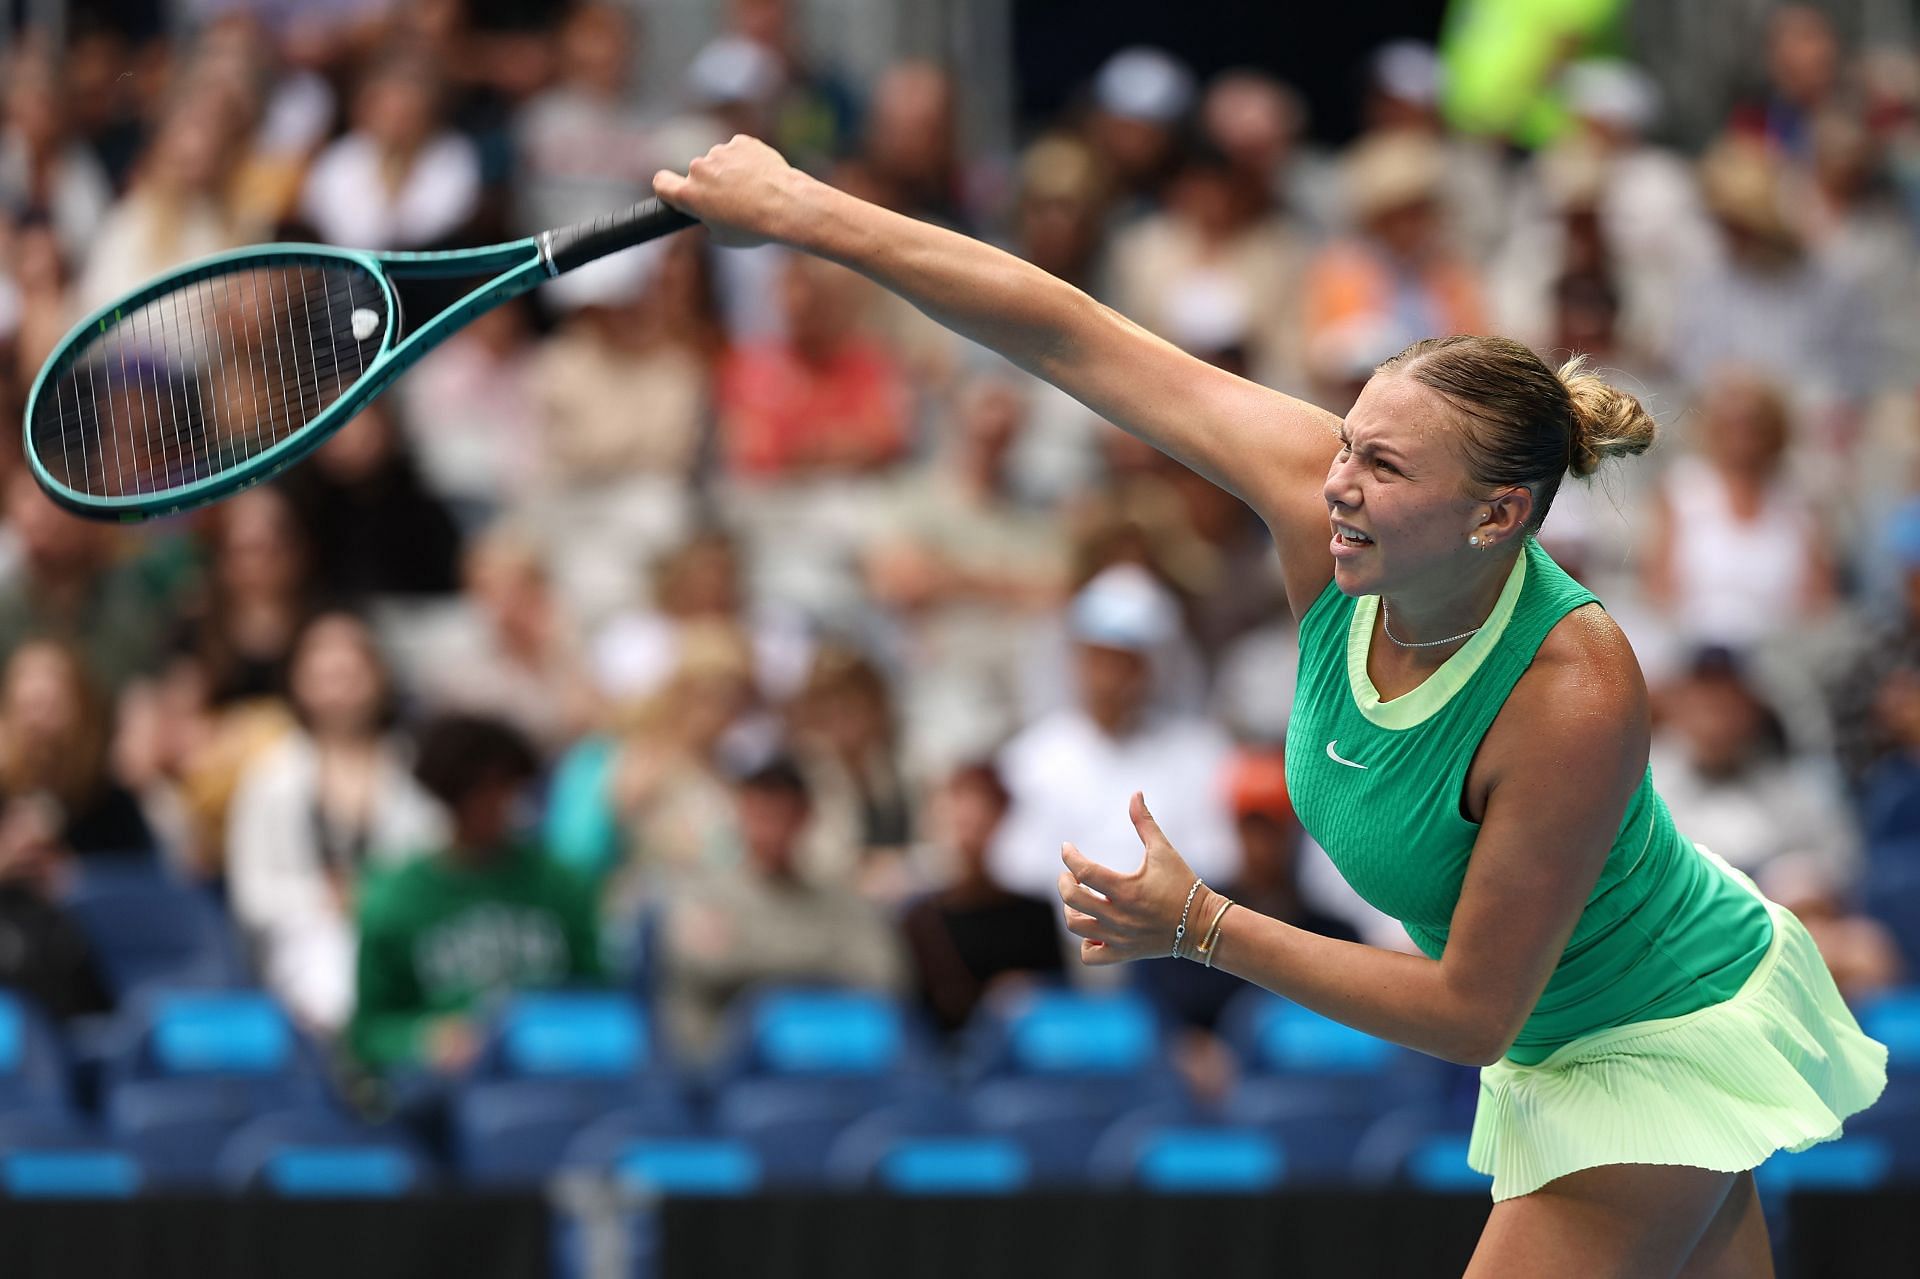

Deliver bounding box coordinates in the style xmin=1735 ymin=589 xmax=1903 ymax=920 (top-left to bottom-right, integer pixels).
xmin=1326 ymin=740 xmax=1368 ymax=770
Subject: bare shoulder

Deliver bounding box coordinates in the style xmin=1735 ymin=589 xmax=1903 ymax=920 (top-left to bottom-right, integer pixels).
xmin=1479 ymin=604 xmax=1650 ymax=802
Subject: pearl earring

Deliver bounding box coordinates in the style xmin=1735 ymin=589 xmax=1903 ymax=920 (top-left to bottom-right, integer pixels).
xmin=1469 ymin=536 xmax=1481 ymax=546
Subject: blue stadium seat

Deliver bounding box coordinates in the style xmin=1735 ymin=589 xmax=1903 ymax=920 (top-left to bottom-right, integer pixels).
xmin=1754 ymin=1136 xmax=1895 ymax=1196
xmin=0 ymin=992 xmax=72 ymax=1118
xmin=705 ymin=987 xmax=936 ymax=1186
xmin=820 ymin=1096 xmax=982 ymax=1190
xmin=607 ymin=1138 xmax=762 ymax=1196
xmin=1218 ymin=988 xmax=1445 ymax=1109
xmin=453 ymin=993 xmax=683 ymax=1187
xmin=103 ymin=991 xmax=329 ymax=1186
xmin=1 ymin=1146 xmax=144 ymax=1198
xmin=1352 ymin=1105 xmax=1487 ymax=1191
xmin=218 ymin=1111 xmax=434 ymax=1196
xmin=1225 ymin=1079 xmax=1385 ymax=1185
xmin=1858 ymin=988 xmax=1920 ymax=1082
xmin=62 ymin=867 xmax=247 ymax=1000
xmin=959 ymin=987 xmax=1185 ymax=1185
xmin=1089 ymin=1103 xmax=1286 ymax=1193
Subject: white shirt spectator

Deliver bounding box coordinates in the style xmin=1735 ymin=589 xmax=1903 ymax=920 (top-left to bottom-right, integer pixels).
xmin=990 ymin=707 xmax=1238 ymax=898
xmin=300 ymin=131 xmax=480 ymax=249
xmin=227 ymin=733 xmax=447 ymax=1032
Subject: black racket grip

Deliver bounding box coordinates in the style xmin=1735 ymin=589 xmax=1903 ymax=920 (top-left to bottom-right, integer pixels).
xmin=544 ymin=198 xmax=700 ymax=275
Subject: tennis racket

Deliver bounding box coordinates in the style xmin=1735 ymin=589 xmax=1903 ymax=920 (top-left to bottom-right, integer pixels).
xmin=23 ymin=198 xmax=698 ymax=522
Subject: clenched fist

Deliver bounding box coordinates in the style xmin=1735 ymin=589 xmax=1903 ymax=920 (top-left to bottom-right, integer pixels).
xmin=652 ymin=135 xmax=813 ymax=250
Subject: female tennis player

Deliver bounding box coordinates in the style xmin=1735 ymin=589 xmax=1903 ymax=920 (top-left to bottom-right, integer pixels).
xmin=654 ymin=136 xmax=1887 ymax=1277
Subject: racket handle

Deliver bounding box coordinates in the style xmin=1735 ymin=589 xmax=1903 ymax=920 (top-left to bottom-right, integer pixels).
xmin=543 ymin=199 xmax=700 ymax=275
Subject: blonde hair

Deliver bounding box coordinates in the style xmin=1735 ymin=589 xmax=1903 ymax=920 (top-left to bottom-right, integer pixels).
xmin=1378 ymin=335 xmax=1656 ymax=529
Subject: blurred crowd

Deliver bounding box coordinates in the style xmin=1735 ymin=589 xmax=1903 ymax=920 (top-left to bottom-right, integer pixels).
xmin=0 ymin=0 xmax=1917 ymax=1112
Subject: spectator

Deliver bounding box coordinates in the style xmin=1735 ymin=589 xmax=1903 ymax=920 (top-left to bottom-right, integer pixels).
xmin=169 ymin=486 xmax=317 ymax=707
xmin=787 ymin=646 xmax=913 ymax=895
xmin=408 ymin=527 xmax=595 ymax=758
xmin=1301 ymin=129 xmax=1486 ymax=408
xmin=1672 ymin=136 xmax=1878 ymax=407
xmin=279 ymin=403 xmax=463 ymax=600
xmin=845 ymin=60 xmax=968 ymax=231
xmin=299 ymin=48 xmax=481 ymax=250
xmin=351 ymin=713 xmax=600 ymax=1076
xmin=1860 ymin=661 xmax=1920 ymax=856
xmin=863 ymin=374 xmax=1070 ymax=777
xmin=1651 ymin=646 xmax=1858 ymax=894
xmin=0 ymin=51 xmax=112 ymax=264
xmin=0 ymin=640 xmax=153 ymax=858
xmin=512 ymin=1 xmax=660 ymax=235
xmin=1828 ymin=498 xmax=1920 ymax=790
xmin=716 ymin=253 xmax=912 ymax=481
xmin=529 ymin=236 xmax=714 ymax=493
xmin=1199 ymin=69 xmax=1338 ymax=240
xmin=1763 ymin=855 xmax=1904 ymax=1006
xmin=1083 ymin=46 xmax=1195 ymax=222
xmin=1639 ymin=370 xmax=1836 ymax=653
xmin=0 ymin=794 xmax=112 ymax=1020
xmin=989 ymin=564 xmax=1236 ymax=899
xmin=1357 ymin=40 xmax=1509 ymax=261
xmin=1108 ymin=141 xmax=1311 ymax=387
xmin=1729 ymin=5 xmax=1845 ymax=166
xmin=75 ymin=89 xmax=255 ymax=312
xmin=724 ymin=0 xmax=861 ymax=176
xmin=658 ymin=758 xmax=906 ymax=1062
xmin=227 ymin=612 xmax=446 ymax=1034
xmin=900 ymin=763 xmax=1065 ymax=1035
xmin=1496 ymin=61 xmax=1715 ymax=361
xmin=396 ymin=300 xmax=541 ymax=527
xmin=0 ymin=474 xmax=168 ymax=696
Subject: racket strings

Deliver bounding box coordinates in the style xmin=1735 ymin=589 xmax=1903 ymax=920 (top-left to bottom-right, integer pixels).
xmin=29 ymin=262 xmax=385 ymax=501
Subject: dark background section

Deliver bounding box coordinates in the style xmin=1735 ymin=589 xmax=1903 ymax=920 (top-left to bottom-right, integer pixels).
xmin=1012 ymin=0 xmax=1452 ymax=143
xmin=0 ymin=1195 xmax=552 ymax=1279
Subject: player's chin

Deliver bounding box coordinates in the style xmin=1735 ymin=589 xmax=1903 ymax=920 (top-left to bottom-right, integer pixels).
xmin=1330 ymin=552 xmax=1383 ymax=597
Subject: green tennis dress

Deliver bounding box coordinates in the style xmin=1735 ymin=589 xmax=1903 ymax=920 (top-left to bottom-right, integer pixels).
xmin=1283 ymin=537 xmax=1888 ymax=1201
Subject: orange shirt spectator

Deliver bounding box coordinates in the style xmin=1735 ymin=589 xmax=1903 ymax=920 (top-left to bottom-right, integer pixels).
xmin=718 ymin=255 xmax=913 ymax=479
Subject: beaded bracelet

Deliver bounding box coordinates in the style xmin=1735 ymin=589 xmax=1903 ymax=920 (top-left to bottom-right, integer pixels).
xmin=1171 ymin=877 xmax=1203 ymax=958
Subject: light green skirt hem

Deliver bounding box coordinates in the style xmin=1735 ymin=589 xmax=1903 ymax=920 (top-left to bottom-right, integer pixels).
xmin=1468 ymin=848 xmax=1890 ymax=1202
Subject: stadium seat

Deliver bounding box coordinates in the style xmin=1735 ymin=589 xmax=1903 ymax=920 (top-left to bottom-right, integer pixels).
xmin=1225 ymin=1079 xmax=1386 ymax=1185
xmin=62 ymin=867 xmax=247 ymax=1000
xmin=1754 ymin=1136 xmax=1895 ymax=1196
xmin=1 ymin=1146 xmax=144 ymax=1198
xmin=705 ymin=988 xmax=937 ymax=1185
xmin=959 ymin=987 xmax=1185 ymax=1186
xmin=1858 ymin=987 xmax=1920 ymax=1083
xmin=1351 ymin=1104 xmax=1488 ymax=1192
xmin=1218 ymin=988 xmax=1446 ymax=1109
xmin=218 ymin=1111 xmax=434 ymax=1196
xmin=605 ymin=1137 xmax=762 ymax=1197
xmin=453 ymin=993 xmax=681 ymax=1187
xmin=0 ymin=992 xmax=72 ymax=1118
xmin=1089 ymin=1104 xmax=1287 ymax=1193
xmin=820 ymin=1096 xmax=988 ymax=1191
xmin=102 ymin=991 xmax=329 ymax=1186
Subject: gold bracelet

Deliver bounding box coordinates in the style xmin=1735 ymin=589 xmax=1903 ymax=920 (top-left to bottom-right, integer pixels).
xmin=1196 ymin=898 xmax=1234 ymax=968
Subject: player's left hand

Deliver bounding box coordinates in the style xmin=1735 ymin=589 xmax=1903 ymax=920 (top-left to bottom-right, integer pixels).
xmin=1058 ymin=791 xmax=1210 ymax=966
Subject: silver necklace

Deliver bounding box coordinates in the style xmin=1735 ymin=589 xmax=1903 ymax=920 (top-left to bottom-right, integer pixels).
xmin=1380 ymin=598 xmax=1482 ymax=649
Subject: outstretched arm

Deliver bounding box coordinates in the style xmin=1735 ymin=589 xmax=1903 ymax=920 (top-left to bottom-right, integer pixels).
xmin=654 ymin=137 xmax=1339 ymax=617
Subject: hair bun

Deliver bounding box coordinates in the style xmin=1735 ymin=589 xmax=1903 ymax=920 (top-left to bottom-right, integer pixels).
xmin=1557 ymin=356 xmax=1656 ymax=478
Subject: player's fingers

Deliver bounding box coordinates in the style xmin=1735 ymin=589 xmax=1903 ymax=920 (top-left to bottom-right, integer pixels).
xmin=652 ymin=169 xmax=691 ymax=206
xmin=1057 ymin=869 xmax=1115 ymax=920
xmin=1062 ymin=907 xmax=1107 ymax=941
xmin=1129 ymin=791 xmax=1169 ymax=851
xmin=1080 ymin=938 xmax=1121 ymax=966
xmin=1061 ymin=842 xmax=1124 ymax=896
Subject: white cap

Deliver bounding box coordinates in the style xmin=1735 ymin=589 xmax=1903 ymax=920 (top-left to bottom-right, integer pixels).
xmin=1371 ymin=40 xmax=1443 ymax=106
xmin=1562 ymin=60 xmax=1660 ymax=132
xmin=1069 ymin=564 xmax=1180 ymax=652
xmin=1094 ymin=47 xmax=1196 ymax=124
xmin=686 ymin=35 xmax=783 ymax=107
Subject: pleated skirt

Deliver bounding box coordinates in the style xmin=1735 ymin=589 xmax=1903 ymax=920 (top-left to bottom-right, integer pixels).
xmin=1468 ymin=847 xmax=1890 ymax=1202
